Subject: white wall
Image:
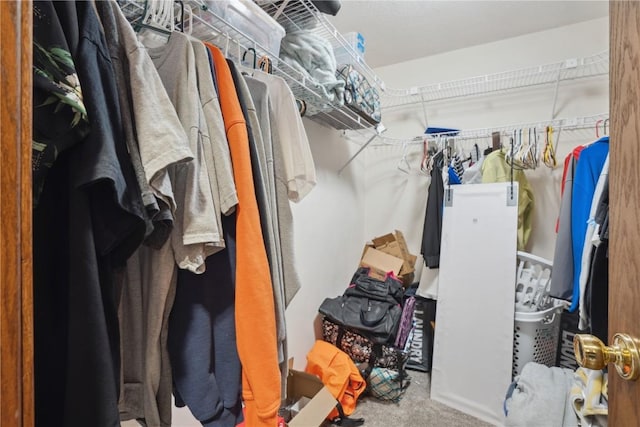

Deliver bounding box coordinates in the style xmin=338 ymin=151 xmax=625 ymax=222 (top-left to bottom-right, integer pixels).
xmin=365 ymin=17 xmax=609 ymax=264
xmin=286 ymin=119 xmax=367 ymax=368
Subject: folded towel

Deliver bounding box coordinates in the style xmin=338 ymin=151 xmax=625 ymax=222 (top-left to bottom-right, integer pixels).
xmin=570 ymin=368 xmax=608 ymax=427
xmin=280 ymin=29 xmax=345 ymax=110
xmin=505 ymin=362 xmax=578 ymax=427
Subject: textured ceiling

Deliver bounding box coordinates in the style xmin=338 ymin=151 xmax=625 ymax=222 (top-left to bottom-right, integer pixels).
xmin=328 ymin=1 xmax=609 ymax=68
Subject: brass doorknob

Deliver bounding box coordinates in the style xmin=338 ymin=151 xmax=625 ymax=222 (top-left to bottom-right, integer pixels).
xmin=574 ymin=333 xmax=640 ymax=381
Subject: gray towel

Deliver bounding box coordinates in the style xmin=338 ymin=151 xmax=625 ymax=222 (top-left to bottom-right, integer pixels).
xmin=505 ymin=362 xmax=578 ymax=427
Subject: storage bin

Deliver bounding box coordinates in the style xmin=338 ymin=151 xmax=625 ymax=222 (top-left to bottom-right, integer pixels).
xmin=512 ymin=302 xmax=563 ymax=377
xmin=343 ymin=32 xmax=365 ymax=56
xmin=204 ymin=0 xmax=285 ymax=57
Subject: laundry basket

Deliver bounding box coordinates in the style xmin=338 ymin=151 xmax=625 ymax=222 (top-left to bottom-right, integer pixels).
xmin=514 ymin=251 xmax=553 ymax=312
xmin=512 ymin=302 xmax=564 ymax=377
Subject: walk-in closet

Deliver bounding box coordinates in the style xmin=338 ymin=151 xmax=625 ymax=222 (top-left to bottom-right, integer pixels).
xmin=2 ymin=1 xmax=640 ymax=426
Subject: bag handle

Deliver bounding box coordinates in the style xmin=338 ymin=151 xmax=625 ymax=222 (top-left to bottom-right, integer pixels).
xmin=331 ymin=402 xmax=365 ymax=426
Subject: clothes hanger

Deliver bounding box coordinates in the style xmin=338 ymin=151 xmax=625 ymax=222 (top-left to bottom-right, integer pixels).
xmin=465 ymin=142 xmax=480 ymax=166
xmin=595 ymin=119 xmax=603 ymax=138
xmin=134 ymin=0 xmax=173 ymax=36
xmin=543 ymin=126 xmax=558 ymax=169
xmin=174 ymin=0 xmax=185 ymax=32
xmin=420 ymin=138 xmax=430 ymax=175
xmin=155 ymin=0 xmax=172 ymax=30
xmin=521 ymin=127 xmax=539 ymax=169
xmin=258 ymin=55 xmax=273 ymax=74
xmin=182 ymin=3 xmax=193 ymax=34
xmin=397 ymin=142 xmax=412 ymax=174
xmin=242 ymin=47 xmax=258 ymax=69
xmin=603 ymin=118 xmax=610 ymax=136
xmin=506 ymin=129 xmax=526 ymax=170
xmin=483 ymin=136 xmax=494 ymax=156
xmin=223 ymin=33 xmax=230 ymax=57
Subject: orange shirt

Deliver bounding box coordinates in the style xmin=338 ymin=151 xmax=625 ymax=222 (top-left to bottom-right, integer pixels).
xmin=205 ymin=42 xmax=281 ymax=427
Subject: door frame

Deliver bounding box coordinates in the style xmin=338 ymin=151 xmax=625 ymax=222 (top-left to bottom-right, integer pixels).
xmin=609 ymin=1 xmax=640 ymax=425
xmin=0 ymin=1 xmax=34 ymax=426
xmin=0 ymin=1 xmax=637 ymax=426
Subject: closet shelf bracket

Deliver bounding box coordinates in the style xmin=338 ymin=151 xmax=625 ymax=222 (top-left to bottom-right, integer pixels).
xmin=550 ymin=66 xmax=563 ymax=120
xmin=338 ymin=123 xmax=387 ymax=175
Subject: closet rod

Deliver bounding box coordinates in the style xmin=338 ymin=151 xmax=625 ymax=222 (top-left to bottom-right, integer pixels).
xmin=373 ymin=113 xmax=609 ymax=146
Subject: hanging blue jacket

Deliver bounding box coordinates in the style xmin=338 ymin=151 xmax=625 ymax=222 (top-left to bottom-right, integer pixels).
xmin=570 ymin=136 xmax=609 ymax=312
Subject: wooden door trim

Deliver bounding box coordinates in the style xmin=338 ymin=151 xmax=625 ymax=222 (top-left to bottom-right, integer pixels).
xmin=0 ymin=1 xmax=34 ymax=426
xmin=609 ymin=1 xmax=640 ymax=425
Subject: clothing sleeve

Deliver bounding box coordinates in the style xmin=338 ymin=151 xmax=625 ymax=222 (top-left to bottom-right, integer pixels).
xmin=256 ymin=74 xmax=316 ymax=202
xmin=570 ymin=144 xmax=609 ymax=312
xmin=550 ymin=158 xmax=576 ymax=300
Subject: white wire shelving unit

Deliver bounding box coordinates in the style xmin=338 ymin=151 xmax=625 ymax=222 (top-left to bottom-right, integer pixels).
xmin=381 ymin=51 xmax=609 ymax=110
xmin=120 ymin=0 xmax=609 ymax=156
xmin=374 ymin=113 xmax=609 ymax=147
xmin=120 ymin=0 xmax=383 ymax=131
xmin=333 ymin=113 xmax=608 ymax=174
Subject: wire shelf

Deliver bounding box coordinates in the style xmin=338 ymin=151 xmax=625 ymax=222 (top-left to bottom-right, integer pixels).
xmin=121 ymin=1 xmax=608 ymax=135
xmin=257 ymin=0 xmax=384 ymax=88
xmin=120 ymin=0 xmax=381 ymax=130
xmin=373 ymin=113 xmax=609 ymax=146
xmin=381 ymin=51 xmax=609 ymax=110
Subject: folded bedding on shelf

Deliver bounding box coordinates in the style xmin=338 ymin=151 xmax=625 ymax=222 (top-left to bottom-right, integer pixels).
xmin=280 ymin=30 xmax=345 ymax=111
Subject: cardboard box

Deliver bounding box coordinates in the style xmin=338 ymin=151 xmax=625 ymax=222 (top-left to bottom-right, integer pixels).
xmin=285 ymin=369 xmax=338 ymax=427
xmin=359 ymin=246 xmax=404 ymax=281
xmin=368 ymin=230 xmax=417 ymax=285
xmin=372 ymin=230 xmax=415 ymax=272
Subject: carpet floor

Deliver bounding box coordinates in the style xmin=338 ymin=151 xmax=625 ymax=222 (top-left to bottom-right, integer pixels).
xmin=346 ymin=370 xmax=493 ymax=427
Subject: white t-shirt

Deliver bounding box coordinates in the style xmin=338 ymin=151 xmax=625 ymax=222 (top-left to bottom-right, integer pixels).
xmin=251 ymin=72 xmax=316 ymax=202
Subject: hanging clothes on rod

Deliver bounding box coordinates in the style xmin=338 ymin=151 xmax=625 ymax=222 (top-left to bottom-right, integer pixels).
xmin=33 ymin=2 xmax=149 ymax=426
xmin=568 ymin=135 xmax=609 ymax=313
xmin=32 ymin=1 xmax=318 ymax=426
xmin=420 ymin=150 xmax=445 ymax=268
xmin=577 ymin=155 xmax=609 ymax=330
xmin=95 ymin=3 xmax=196 ymax=426
xmin=550 ymin=143 xmax=586 ymax=301
xmin=549 ymin=130 xmax=609 ymax=341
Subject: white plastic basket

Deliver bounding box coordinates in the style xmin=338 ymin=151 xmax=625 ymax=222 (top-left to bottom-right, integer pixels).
xmin=512 ymin=302 xmax=564 ymax=377
xmin=514 ymin=251 xmax=553 ymax=312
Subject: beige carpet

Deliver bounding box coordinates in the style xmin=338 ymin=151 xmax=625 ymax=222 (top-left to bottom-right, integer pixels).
xmin=123 ymin=370 xmax=494 ymax=426
xmin=347 ymin=370 xmax=493 ymax=427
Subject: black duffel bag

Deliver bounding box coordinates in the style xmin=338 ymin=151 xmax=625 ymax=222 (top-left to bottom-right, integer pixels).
xmin=319 ymin=268 xmax=403 ymax=344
